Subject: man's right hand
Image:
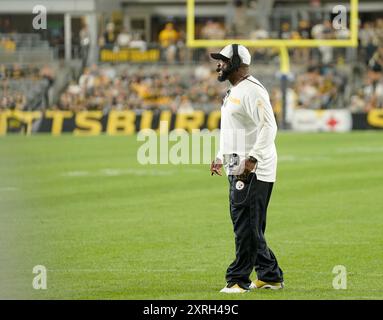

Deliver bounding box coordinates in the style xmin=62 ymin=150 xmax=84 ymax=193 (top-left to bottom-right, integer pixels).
xmin=210 ymin=158 xmax=223 ymax=176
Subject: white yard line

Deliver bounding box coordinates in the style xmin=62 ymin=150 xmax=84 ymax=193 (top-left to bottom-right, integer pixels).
xmin=278 ymin=155 xmax=331 ymax=162
xmin=61 ymin=168 xmax=174 ymax=178
xmin=279 ymin=240 xmax=373 ymax=245
xmin=47 ymin=268 xmax=206 ymax=273
xmin=0 ymin=187 xmax=18 ymax=192
xmin=61 ymin=171 xmax=90 ymax=177
xmin=336 ymin=146 xmax=383 ymax=154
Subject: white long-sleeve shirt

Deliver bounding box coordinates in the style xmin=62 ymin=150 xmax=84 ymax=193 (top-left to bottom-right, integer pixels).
xmin=216 ymin=75 xmax=278 ymax=182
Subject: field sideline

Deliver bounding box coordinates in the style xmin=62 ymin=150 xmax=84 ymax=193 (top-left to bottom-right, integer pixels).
xmin=0 ymin=131 xmax=383 ymax=300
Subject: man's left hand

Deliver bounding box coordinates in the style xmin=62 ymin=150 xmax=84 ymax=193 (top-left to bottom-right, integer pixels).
xmin=243 ymin=158 xmax=257 ymax=175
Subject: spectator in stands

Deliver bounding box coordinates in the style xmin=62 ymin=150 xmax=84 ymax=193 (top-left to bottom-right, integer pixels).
xmin=103 ymin=22 xmax=116 ymax=48
xmin=0 ymin=36 xmax=16 ymax=52
xmin=350 ymin=89 xmax=367 ymax=113
xmin=318 ymin=20 xmax=335 ymax=65
xmin=280 ymin=22 xmax=292 ymax=40
xmin=117 ymin=27 xmax=131 ymax=48
xmin=110 ymin=93 xmax=126 ymax=111
xmin=309 ymin=0 xmax=322 ymax=24
xmin=249 ymin=26 xmax=272 ymax=62
xmin=310 ymin=20 xmax=325 ymax=62
xmin=57 ymin=92 xmax=71 ymax=111
xmin=98 ymin=35 xmax=105 ymax=48
xmin=298 ymin=20 xmax=311 ymax=39
xmin=0 ymin=18 xmax=12 ymax=33
xmin=359 ymin=21 xmax=379 ymax=65
xmin=79 ymin=24 xmax=91 ymax=69
xmin=322 ymin=20 xmax=334 ymax=38
xmin=296 ymin=67 xmax=321 ymax=109
xmin=176 ymin=29 xmax=187 ymax=62
xmin=292 ymin=20 xmax=311 ymax=63
xmin=368 ymin=46 xmax=383 ymax=73
xmin=40 ymin=64 xmax=55 ymax=108
xmin=0 ymin=96 xmax=12 ymax=110
xmin=67 ymin=80 xmax=82 ymax=96
xmin=129 ymin=32 xmax=147 ymax=51
xmin=363 ymin=49 xmax=383 ymax=110
xmin=200 ymin=20 xmax=226 ymax=61
xmin=375 ymin=18 xmax=383 ymax=44
xmin=11 ymin=63 xmax=23 ymax=79
xmin=231 ymin=0 xmax=247 ymax=37
xmin=194 ymin=63 xmax=211 ymax=81
xmin=334 ymin=25 xmax=350 ymax=40
xmin=14 ymin=92 xmax=27 ymax=110
xmin=0 ymin=64 xmax=5 ymax=80
xmin=320 ymin=69 xmax=340 ymax=109
xmin=250 ymin=25 xmax=269 ymax=40
xmin=159 ymin=22 xmax=179 ymax=63
xmin=177 ymin=95 xmax=194 ymax=114
xmin=201 ymin=20 xmax=226 ymax=41
xmin=363 ymin=67 xmax=383 ymax=110
xmin=78 ymin=67 xmax=95 ymax=91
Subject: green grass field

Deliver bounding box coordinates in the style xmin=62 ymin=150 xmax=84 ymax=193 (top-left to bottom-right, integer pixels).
xmin=1 ymin=132 xmax=383 ymax=300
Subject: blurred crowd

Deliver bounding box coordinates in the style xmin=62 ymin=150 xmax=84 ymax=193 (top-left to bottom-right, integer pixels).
xmin=1 ymin=12 xmax=383 ymax=114
xmin=294 ymin=65 xmax=346 ymax=110
xmin=0 ymin=36 xmax=16 ymax=52
xmin=0 ymin=90 xmax=26 ymax=111
xmin=92 ymin=15 xmax=383 ymax=68
xmin=271 ymin=44 xmax=383 ymax=116
xmin=54 ymin=64 xmax=225 ymax=112
xmin=94 ymin=21 xmax=187 ymax=64
xmin=53 ymin=43 xmax=383 ymax=115
xmin=0 ymin=63 xmax=55 ymax=110
xmin=350 ymin=46 xmax=383 ymax=111
xmin=0 ymin=63 xmax=45 ymax=80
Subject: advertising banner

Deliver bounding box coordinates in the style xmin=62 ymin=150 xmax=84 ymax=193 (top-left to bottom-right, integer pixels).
xmin=291 ymin=109 xmax=353 ymax=132
xmin=1 ymin=109 xmax=382 ymax=136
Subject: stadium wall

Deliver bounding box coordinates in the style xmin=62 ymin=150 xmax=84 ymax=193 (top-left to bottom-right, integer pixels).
xmin=0 ymin=109 xmax=383 ymax=135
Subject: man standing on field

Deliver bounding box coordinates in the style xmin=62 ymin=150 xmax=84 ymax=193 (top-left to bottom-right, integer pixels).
xmin=210 ymin=44 xmax=284 ymax=293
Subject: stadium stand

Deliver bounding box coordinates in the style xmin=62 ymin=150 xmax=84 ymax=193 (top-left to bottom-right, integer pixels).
xmin=0 ymin=63 xmax=56 ymax=111
xmin=53 ymin=64 xmax=227 ymax=112
xmin=0 ymin=1 xmax=382 ymax=120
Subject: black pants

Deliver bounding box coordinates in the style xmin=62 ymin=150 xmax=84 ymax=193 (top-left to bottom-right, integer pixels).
xmin=226 ymin=173 xmax=283 ymax=289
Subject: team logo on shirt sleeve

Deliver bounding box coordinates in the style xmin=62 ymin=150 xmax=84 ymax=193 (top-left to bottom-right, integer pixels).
xmin=229 ymin=97 xmax=241 ymax=105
